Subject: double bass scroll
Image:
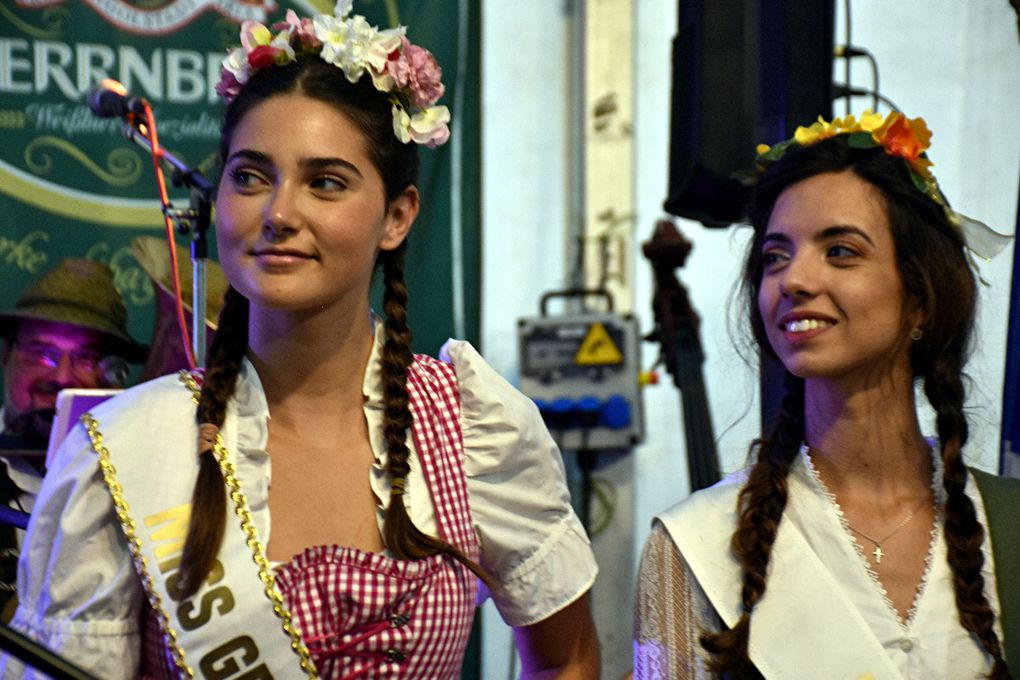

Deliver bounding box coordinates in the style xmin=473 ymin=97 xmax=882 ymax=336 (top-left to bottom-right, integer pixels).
xmin=641 ymin=219 xmax=720 ymax=492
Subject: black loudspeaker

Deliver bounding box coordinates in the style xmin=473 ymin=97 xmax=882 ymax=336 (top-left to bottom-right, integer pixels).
xmin=664 ymin=0 xmax=835 ymax=228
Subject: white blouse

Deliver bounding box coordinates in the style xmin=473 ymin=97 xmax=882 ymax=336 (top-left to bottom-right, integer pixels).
xmin=634 ymin=448 xmax=1002 ymax=679
xmin=2 ymin=329 xmax=597 ymax=679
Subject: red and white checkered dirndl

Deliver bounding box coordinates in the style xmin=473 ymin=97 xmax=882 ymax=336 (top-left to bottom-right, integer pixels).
xmin=270 ymin=354 xmax=481 ymax=679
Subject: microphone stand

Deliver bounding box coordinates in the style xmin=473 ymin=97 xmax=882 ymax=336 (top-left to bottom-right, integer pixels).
xmin=0 ymin=624 xmax=99 ymax=680
xmin=122 ymin=121 xmax=214 ymax=367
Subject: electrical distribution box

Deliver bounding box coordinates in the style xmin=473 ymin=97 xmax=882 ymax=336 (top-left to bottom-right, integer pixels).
xmin=517 ymin=312 xmax=644 ymax=451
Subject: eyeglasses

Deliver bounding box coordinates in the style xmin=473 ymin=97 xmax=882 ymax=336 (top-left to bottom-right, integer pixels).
xmin=12 ymin=342 xmax=103 ymax=376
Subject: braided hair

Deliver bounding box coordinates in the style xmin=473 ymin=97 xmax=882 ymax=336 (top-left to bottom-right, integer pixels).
xmin=700 ymin=137 xmax=1010 ymax=678
xmin=177 ymin=55 xmax=487 ymax=598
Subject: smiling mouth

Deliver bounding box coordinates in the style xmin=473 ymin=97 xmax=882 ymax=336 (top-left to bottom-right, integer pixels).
xmin=782 ymin=319 xmax=834 ymax=333
xmin=252 ymin=249 xmax=315 ymax=267
xmin=253 ymin=249 xmax=310 ymax=258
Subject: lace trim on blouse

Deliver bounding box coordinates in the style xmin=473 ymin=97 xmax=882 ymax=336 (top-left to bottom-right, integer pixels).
xmin=798 ymin=443 xmax=943 ymax=629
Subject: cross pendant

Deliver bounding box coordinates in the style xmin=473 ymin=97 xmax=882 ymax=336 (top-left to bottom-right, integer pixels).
xmin=873 ymin=546 xmax=885 ymax=564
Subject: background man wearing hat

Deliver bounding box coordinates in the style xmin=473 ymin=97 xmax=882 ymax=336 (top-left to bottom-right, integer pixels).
xmin=0 ymin=258 xmax=146 ymax=618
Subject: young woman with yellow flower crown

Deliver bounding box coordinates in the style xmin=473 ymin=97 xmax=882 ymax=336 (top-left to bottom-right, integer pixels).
xmin=633 ymin=111 xmax=1017 ymax=679
xmin=2 ymin=2 xmax=599 ymax=678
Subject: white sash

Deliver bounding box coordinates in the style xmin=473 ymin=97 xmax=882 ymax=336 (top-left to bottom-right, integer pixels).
xmin=658 ymin=475 xmax=904 ymax=680
xmin=83 ymin=374 xmax=316 ymax=679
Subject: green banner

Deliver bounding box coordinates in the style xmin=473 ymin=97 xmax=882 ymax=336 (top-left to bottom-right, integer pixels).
xmin=0 ymin=0 xmax=480 ymax=366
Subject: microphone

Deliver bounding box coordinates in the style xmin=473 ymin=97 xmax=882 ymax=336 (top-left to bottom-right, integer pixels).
xmin=98 ymin=356 xmax=130 ymax=388
xmin=831 ymin=84 xmax=872 ymax=99
xmin=834 ymin=44 xmax=872 ymax=58
xmin=88 ymin=79 xmax=150 ymax=119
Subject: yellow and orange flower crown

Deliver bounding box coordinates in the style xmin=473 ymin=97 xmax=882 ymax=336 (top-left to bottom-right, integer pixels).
xmin=755 ymin=110 xmax=1010 ymax=261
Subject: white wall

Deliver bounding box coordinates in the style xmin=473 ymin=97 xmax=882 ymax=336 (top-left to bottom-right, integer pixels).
xmin=480 ymin=1 xmax=1019 ymax=676
xmin=479 ymin=2 xmax=574 ymax=676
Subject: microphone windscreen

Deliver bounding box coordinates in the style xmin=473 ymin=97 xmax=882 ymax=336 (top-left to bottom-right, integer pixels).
xmin=99 ymin=356 xmax=130 ymax=388
xmin=88 ymin=79 xmax=129 ymax=118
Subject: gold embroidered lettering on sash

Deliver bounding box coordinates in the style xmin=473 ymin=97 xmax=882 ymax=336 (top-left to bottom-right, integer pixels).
xmin=144 ymin=505 xmax=238 ymax=627
xmin=165 ymin=559 xmax=224 ymax=604
xmin=179 ymin=586 xmax=236 ymax=631
xmin=145 ymin=503 xmax=190 ymax=559
xmin=200 ymin=636 xmax=271 ymax=679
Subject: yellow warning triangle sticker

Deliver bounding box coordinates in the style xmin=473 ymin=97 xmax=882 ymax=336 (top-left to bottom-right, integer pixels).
xmin=574 ymin=322 xmax=624 ymax=366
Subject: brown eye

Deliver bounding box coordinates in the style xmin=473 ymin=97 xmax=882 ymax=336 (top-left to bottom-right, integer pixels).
xmin=827 ymin=244 xmax=857 ymax=259
xmin=229 ymin=169 xmax=258 ymax=186
xmin=310 ymin=176 xmax=346 ymax=192
xmin=762 ymin=249 xmax=789 ymax=270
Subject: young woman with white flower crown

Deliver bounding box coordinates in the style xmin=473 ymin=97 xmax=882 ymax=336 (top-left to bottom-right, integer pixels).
xmin=2 ymin=3 xmax=599 ymax=679
xmin=633 ymin=111 xmax=1018 ymax=679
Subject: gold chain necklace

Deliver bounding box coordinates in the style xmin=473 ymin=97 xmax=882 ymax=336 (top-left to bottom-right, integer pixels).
xmin=845 ymin=498 xmax=929 ymax=564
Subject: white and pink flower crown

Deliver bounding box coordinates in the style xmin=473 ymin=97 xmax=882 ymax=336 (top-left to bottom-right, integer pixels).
xmin=216 ymin=0 xmax=450 ymax=148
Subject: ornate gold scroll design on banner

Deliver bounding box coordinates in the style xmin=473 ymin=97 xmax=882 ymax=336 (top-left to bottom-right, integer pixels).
xmin=0 ymin=3 xmax=68 ymax=38
xmin=25 ymin=137 xmax=143 ymax=187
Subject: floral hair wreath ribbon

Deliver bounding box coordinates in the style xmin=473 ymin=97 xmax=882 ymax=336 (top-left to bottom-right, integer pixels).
xmin=755 ymin=110 xmax=1012 ymax=264
xmin=216 ymin=0 xmax=451 ymax=148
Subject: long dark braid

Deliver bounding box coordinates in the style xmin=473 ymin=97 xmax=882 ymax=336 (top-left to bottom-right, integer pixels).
xmin=378 ymin=246 xmax=491 ymax=586
xmin=700 ymin=374 xmax=804 ymax=675
xmin=926 ymin=361 xmax=1010 ymax=678
xmin=178 ymin=286 xmax=249 ymax=599
xmin=904 ymin=170 xmax=1009 ymax=678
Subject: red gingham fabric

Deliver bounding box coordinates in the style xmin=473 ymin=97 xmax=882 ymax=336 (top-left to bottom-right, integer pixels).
xmin=403 ymin=355 xmax=480 ymax=565
xmin=274 ymin=354 xmax=479 ymax=678
xmin=139 ymin=598 xmax=176 ymax=679
xmin=143 ymin=354 xmax=480 ymax=679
